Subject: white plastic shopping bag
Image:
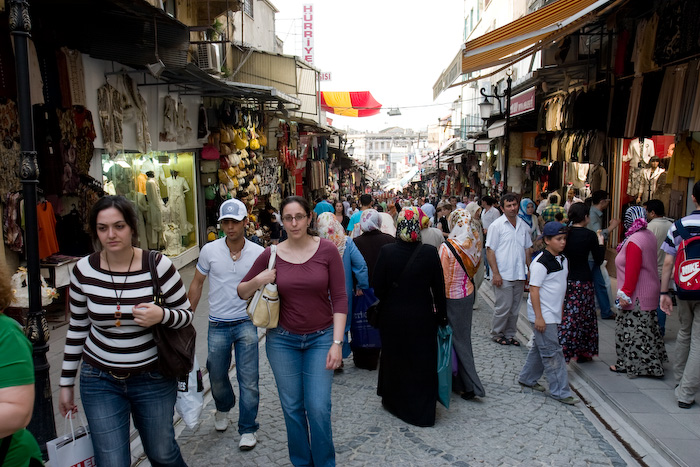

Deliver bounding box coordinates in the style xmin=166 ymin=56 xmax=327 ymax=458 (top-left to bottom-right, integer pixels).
xmin=46 ymin=413 xmax=95 ymax=467
xmin=175 ymin=355 xmax=204 ymax=429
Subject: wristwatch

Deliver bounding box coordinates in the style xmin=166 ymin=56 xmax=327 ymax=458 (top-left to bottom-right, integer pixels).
xmin=333 ymin=340 xmax=343 ymax=346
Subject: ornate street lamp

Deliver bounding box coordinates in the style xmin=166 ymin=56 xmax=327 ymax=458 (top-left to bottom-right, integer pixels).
xmin=479 ymin=71 xmax=513 ymax=191
xmin=9 ymin=0 xmax=57 ymax=455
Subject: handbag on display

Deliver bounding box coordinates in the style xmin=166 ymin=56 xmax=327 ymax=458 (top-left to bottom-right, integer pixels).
xmin=148 ymin=250 xmax=197 ymax=380
xmin=47 ymin=414 xmax=95 ymax=467
xmin=246 ymin=245 xmax=280 ymax=328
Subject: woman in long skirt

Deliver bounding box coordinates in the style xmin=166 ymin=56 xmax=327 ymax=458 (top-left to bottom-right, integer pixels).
xmin=559 ymin=202 xmax=605 ymax=362
xmin=612 ymin=206 xmax=668 ymax=377
xmin=438 ymin=209 xmax=485 ymax=400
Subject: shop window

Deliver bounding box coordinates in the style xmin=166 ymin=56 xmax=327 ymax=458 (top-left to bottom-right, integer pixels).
xmin=101 ymin=152 xmax=197 ymax=257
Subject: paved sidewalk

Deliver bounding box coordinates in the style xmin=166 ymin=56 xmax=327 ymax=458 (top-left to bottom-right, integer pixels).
xmin=167 ymin=291 xmax=630 ymax=466
xmin=479 ymin=279 xmax=699 ymax=467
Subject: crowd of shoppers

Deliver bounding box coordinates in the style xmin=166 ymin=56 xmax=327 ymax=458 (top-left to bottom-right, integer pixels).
xmin=2 ymin=183 xmax=682 ymax=467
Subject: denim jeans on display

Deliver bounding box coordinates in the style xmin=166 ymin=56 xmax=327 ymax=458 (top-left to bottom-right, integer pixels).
xmin=265 ymin=326 xmax=335 ymax=467
xmin=519 ymin=323 xmax=573 ymax=400
xmin=79 ymin=362 xmax=187 ymax=467
xmin=207 ymin=319 xmax=260 ymax=434
xmin=590 ymin=260 xmax=613 ymax=318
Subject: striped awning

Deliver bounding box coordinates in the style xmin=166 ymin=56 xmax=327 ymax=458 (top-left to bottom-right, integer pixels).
xmin=461 ymin=0 xmax=612 ymax=75
xmin=319 ymin=91 xmax=382 ymax=117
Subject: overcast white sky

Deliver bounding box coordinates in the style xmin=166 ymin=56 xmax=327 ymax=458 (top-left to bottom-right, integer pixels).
xmin=274 ymin=1 xmax=466 ymax=133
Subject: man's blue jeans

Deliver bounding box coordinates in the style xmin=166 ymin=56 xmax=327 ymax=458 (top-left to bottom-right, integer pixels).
xmin=266 ymin=326 xmax=335 ymax=467
xmin=518 ymin=323 xmax=573 ymax=400
xmin=207 ymin=320 xmax=260 ymax=435
xmin=590 ymin=260 xmax=613 ymax=318
xmin=79 ymin=362 xmax=187 ymax=467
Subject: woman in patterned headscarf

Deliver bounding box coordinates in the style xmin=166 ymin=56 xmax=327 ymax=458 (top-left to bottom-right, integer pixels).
xmin=372 ymin=207 xmax=447 ymax=426
xmin=465 ymin=202 xmax=485 ymax=293
xmin=438 ymin=209 xmax=485 ymax=400
xmin=317 ymin=212 xmax=369 ymax=361
xmin=611 ymin=205 xmax=667 ymax=377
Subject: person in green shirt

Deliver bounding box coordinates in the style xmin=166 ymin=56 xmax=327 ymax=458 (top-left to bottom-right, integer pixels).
xmin=0 ymin=267 xmax=43 ymax=466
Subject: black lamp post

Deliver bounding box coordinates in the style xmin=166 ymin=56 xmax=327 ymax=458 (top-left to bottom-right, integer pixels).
xmin=479 ymin=73 xmax=512 ymax=192
xmin=9 ymin=0 xmax=57 ymax=455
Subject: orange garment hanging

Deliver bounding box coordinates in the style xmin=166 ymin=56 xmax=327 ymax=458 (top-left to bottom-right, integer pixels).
xmin=136 ymin=172 xmax=147 ymax=194
xmin=37 ymin=201 xmax=60 ymax=259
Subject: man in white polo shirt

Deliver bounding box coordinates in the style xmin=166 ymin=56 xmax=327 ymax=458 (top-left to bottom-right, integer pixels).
xmin=485 ymin=193 xmax=533 ymax=346
xmin=188 ymin=198 xmax=264 ymax=450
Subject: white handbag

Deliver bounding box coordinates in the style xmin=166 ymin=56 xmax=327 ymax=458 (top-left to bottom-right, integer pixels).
xmin=246 ymin=245 xmax=279 ymax=328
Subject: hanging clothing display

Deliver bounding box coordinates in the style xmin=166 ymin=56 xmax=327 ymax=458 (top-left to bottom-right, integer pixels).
xmin=589 ymin=165 xmax=608 ymax=192
xmin=97 ymin=83 xmax=124 ymax=157
xmin=175 ymin=98 xmax=192 ymax=145
xmin=145 ymin=176 xmax=165 ymax=249
xmin=3 ymin=192 xmax=22 ymax=252
xmin=668 ymin=138 xmax=700 ymax=179
xmin=638 ymin=166 xmax=667 ymax=203
xmin=631 ymin=14 xmax=659 ymax=75
xmin=37 ymin=200 xmax=60 ymax=260
xmin=119 ymin=73 xmax=151 ymax=153
xmin=651 ymin=64 xmax=687 ymax=134
xmin=624 ymin=138 xmax=656 ymax=197
xmin=165 ymin=174 xmax=192 ymax=236
xmin=57 ymin=47 xmax=86 ymax=107
xmin=160 ymin=95 xmax=177 ymax=142
xmin=126 ymin=191 xmax=149 ymax=250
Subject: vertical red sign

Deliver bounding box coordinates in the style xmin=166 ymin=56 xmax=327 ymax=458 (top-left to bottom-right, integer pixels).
xmin=303 ymin=4 xmax=314 ymax=65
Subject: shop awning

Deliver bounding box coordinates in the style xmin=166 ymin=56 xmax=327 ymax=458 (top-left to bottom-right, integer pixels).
xmin=465 ymin=138 xmax=477 ymax=151
xmin=487 ymin=120 xmax=507 ymax=138
xmin=474 ymin=139 xmax=492 ymax=153
xmin=399 ymin=167 xmax=420 ymax=187
xmin=461 ymin=0 xmax=613 ymax=75
xmin=160 ymin=64 xmax=301 ymax=105
xmin=439 ymin=137 xmax=460 ymax=153
xmin=319 ymin=91 xmax=382 ymax=117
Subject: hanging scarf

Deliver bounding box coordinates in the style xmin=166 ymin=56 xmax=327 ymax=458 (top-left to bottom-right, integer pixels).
xmin=317 ymin=212 xmax=346 ymax=257
xmin=616 ymin=205 xmax=648 ymax=253
xmin=518 ymin=198 xmax=535 ymax=228
xmin=396 ymin=207 xmax=422 ymax=243
xmin=447 ymin=209 xmax=481 ymax=277
xmin=378 ymin=213 xmax=396 ymax=237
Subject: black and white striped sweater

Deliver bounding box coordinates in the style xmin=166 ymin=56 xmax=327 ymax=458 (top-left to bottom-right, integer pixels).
xmin=60 ymin=252 xmax=192 ymax=386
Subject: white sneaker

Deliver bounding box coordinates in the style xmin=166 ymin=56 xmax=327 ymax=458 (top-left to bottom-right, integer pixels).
xmin=239 ymin=432 xmax=257 ymax=451
xmin=214 ymin=411 xmax=229 ymax=432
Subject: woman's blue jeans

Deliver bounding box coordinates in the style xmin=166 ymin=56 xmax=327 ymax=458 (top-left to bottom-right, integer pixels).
xmin=79 ymin=362 xmax=187 ymax=467
xmin=266 ymin=326 xmax=335 ymax=467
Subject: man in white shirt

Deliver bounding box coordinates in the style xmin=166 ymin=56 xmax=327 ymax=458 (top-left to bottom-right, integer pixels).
xmin=485 ymin=193 xmax=533 ymax=346
xmin=187 ymin=199 xmax=264 ymax=450
xmin=644 ymin=198 xmax=673 ymax=336
xmin=420 ymin=197 xmax=436 ymax=220
xmin=480 ymin=196 xmax=501 ymax=234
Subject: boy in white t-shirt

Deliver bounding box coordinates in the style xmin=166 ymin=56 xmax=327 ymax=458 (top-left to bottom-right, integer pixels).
xmin=518 ymin=222 xmax=579 ymax=405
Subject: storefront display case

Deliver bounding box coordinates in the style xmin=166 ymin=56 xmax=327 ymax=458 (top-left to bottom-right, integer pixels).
xmin=101 ymin=151 xmax=200 ymax=268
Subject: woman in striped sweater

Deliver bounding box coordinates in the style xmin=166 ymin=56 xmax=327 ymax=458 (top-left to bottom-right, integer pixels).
xmin=59 ymin=195 xmax=192 ymax=467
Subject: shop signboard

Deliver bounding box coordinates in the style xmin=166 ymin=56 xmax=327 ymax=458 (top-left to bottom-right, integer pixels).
xmin=303 ymin=5 xmax=314 ymax=65
xmin=509 ymin=87 xmax=536 ymax=117
xmin=522 ymin=132 xmax=540 ymax=161
xmin=453 ymin=155 xmax=462 ymax=164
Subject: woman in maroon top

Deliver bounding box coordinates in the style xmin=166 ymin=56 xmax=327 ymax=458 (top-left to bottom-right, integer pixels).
xmin=239 ymin=196 xmax=347 ymax=467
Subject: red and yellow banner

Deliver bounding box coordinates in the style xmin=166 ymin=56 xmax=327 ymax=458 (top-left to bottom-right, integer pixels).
xmin=319 ymin=91 xmax=382 ymax=117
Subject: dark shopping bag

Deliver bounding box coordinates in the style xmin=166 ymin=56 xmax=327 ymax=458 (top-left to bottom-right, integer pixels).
xmin=46 ymin=413 xmax=95 ymax=467
xmin=350 ymin=288 xmax=382 ymax=349
xmin=437 ymin=324 xmax=453 ymax=409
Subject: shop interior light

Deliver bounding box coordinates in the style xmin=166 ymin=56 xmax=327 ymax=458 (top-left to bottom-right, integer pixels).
xmin=147 ymin=17 xmax=165 ymax=79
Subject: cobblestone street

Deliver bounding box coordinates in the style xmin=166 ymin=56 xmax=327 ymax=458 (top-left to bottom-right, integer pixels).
xmin=172 ymin=294 xmax=628 ymax=466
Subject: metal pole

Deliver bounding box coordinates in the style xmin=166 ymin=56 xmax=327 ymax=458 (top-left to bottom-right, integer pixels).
xmin=504 ymin=75 xmax=512 ymax=192
xmin=9 ymin=0 xmax=56 ymax=455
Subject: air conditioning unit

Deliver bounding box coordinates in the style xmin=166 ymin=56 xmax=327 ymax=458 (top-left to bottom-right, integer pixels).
xmin=197 ymin=43 xmax=221 ymax=73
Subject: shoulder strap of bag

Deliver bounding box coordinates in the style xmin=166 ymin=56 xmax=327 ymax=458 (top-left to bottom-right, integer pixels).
xmin=0 ymin=436 xmax=13 ymax=465
xmin=445 ymin=241 xmax=473 ymax=282
xmin=391 ymin=245 xmax=422 ymax=288
xmin=675 ymin=219 xmax=691 ymax=241
xmin=268 ymin=245 xmax=277 ymax=270
xmin=148 ymin=250 xmax=163 ymax=305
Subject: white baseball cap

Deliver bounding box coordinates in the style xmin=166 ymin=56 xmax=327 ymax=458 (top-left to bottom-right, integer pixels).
xmin=218 ymin=199 xmax=247 ymax=222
